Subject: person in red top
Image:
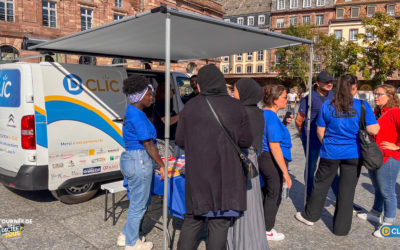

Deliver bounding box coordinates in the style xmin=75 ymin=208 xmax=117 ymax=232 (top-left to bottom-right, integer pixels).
xmin=357 ymin=84 xmax=400 ymax=238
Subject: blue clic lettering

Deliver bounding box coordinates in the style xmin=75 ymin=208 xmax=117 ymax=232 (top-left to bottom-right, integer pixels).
xmin=0 ymin=69 xmax=20 ymax=107
xmin=63 ymin=74 xmax=83 ymax=95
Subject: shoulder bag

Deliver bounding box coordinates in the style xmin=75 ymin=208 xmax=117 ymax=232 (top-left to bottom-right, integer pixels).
xmin=359 ymin=101 xmax=383 ymax=170
xmin=205 ymin=97 xmax=258 ymax=180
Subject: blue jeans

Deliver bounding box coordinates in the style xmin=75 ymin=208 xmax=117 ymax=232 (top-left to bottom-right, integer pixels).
xmin=368 ymin=157 xmax=400 ymax=223
xmin=120 ymin=149 xmax=153 ymax=246
xmin=301 ymin=137 xmax=339 ymax=201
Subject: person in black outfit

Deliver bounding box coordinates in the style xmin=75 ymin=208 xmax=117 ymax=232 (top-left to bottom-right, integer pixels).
xmin=182 ymin=75 xmax=199 ymax=103
xmin=176 ymin=65 xmax=252 ymax=250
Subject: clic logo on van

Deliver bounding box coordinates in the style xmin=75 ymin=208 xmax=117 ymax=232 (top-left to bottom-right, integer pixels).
xmin=0 ymin=69 xmax=20 ymax=107
xmin=63 ymin=74 xmax=83 ymax=95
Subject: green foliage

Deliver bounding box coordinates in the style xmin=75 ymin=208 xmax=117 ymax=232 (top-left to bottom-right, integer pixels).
xmin=358 ymin=12 xmax=400 ymax=84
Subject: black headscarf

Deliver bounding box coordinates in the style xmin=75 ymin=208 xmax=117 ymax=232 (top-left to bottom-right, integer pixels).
xmin=236 ymin=78 xmax=264 ymax=152
xmin=198 ymin=64 xmax=228 ymax=96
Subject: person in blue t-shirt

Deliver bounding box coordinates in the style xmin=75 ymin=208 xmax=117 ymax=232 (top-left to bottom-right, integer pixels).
xmin=295 ymin=74 xmax=380 ymax=236
xmin=117 ymin=75 xmax=165 ymax=250
xmin=295 ymin=71 xmax=339 ymax=201
xmin=259 ymin=84 xmax=292 ymax=241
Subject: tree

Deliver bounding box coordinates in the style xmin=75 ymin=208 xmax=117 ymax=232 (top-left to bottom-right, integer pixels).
xmin=358 ymin=12 xmax=400 ymax=84
xmin=274 ymin=24 xmax=325 ymax=89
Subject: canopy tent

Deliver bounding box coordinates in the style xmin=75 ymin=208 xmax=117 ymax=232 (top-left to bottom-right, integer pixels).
xmin=28 ymin=6 xmax=314 ymax=249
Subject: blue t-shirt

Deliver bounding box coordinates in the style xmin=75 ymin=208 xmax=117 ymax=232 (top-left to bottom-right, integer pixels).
xmin=298 ymin=90 xmax=334 ymax=143
xmin=316 ymin=99 xmax=377 ymax=160
xmin=123 ymin=105 xmax=157 ymax=150
xmin=262 ymin=110 xmax=292 ymax=161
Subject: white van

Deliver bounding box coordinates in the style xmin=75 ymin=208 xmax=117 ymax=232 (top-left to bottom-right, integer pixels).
xmin=0 ymin=62 xmax=189 ymax=204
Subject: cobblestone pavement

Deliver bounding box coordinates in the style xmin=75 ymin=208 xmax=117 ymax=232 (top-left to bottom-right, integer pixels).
xmin=1 ymin=122 xmax=400 ymax=249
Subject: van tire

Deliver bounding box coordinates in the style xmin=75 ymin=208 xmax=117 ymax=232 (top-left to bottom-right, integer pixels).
xmin=51 ymin=183 xmax=99 ymax=204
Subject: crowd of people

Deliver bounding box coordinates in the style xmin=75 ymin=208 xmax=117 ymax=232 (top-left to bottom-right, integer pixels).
xmin=116 ymin=64 xmax=400 ymax=250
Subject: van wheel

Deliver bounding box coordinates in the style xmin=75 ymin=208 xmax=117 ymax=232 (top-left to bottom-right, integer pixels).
xmin=51 ymin=183 xmax=99 ymax=204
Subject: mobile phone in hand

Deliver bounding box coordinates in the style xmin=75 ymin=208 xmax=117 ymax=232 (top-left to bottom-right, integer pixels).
xmin=282 ymin=111 xmax=292 ymax=126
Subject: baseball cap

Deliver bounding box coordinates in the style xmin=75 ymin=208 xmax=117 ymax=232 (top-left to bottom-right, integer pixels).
xmin=317 ymin=71 xmax=333 ymax=83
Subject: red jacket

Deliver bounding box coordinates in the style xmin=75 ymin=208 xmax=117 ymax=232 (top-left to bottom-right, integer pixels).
xmin=375 ymin=107 xmax=400 ymax=164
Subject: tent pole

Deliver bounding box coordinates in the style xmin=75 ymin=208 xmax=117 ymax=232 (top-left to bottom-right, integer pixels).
xmin=304 ymin=43 xmax=314 ymax=206
xmin=163 ymin=12 xmax=171 ymax=250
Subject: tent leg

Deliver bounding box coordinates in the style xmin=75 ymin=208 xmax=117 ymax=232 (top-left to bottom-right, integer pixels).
xmin=163 ymin=12 xmax=171 ymax=250
xmin=304 ymin=44 xmax=314 ymax=206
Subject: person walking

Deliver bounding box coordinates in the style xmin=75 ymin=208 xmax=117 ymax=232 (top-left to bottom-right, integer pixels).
xmin=227 ymin=78 xmax=269 ymax=250
xmin=295 ymin=74 xmax=380 ymax=236
xmin=176 ymin=65 xmax=252 ymax=250
xmin=117 ymin=75 xmax=165 ymax=250
xmin=260 ymin=84 xmax=292 ymax=241
xmin=357 ymin=84 xmax=400 ymax=238
xmin=295 ymin=71 xmax=339 ymax=201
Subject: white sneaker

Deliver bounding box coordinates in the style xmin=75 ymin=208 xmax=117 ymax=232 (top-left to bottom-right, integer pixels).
xmin=295 ymin=212 xmax=314 ymax=226
xmin=117 ymin=233 xmax=146 ymax=247
xmin=125 ymin=240 xmax=153 ymax=250
xmin=373 ymin=223 xmax=392 ymax=238
xmin=357 ymin=212 xmax=381 ymax=224
xmin=266 ymin=229 xmax=285 ymax=241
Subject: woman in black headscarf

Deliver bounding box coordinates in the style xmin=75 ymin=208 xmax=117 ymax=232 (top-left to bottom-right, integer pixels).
xmin=227 ymin=78 xmax=269 ymax=250
xmin=176 ymin=64 xmax=253 ymax=250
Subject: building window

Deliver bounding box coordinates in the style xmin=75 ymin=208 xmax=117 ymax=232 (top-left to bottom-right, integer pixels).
xmin=237 ymin=53 xmax=242 ymax=62
xmin=277 ymin=0 xmax=285 ymax=10
xmin=314 ymin=35 xmax=320 ymax=43
xmin=351 ymin=7 xmax=360 ymax=18
xmin=387 ymin=5 xmax=395 ymax=16
xmin=237 ymin=17 xmax=244 ymax=25
xmin=0 ymin=45 xmax=18 ymax=61
xmin=247 ymin=16 xmax=254 ymax=26
xmin=315 ymin=64 xmax=321 ymax=73
xmin=367 ymin=6 xmax=375 ymax=17
xmin=336 ymin=8 xmax=344 ymax=19
xmin=290 ymin=17 xmax=297 ymax=26
xmin=114 ymin=14 xmax=123 ymax=21
xmin=290 ymin=0 xmax=298 ymax=9
xmin=257 ymin=65 xmax=263 ymax=73
xmin=236 ymin=65 xmax=242 ymax=73
xmin=277 ymin=18 xmax=284 ymax=28
xmin=314 ymin=55 xmax=321 ymax=62
xmin=366 ymin=30 xmax=374 ymax=41
xmin=81 ymin=8 xmax=92 ymax=31
xmin=350 ymin=29 xmax=358 ymax=41
xmin=224 ymin=18 xmax=230 ymax=22
xmin=246 ymin=65 xmax=252 ymax=73
xmin=112 ymin=58 xmax=127 ymax=65
xmin=334 ymin=30 xmax=342 ymax=40
xmin=223 ymin=66 xmax=229 ymax=74
xmin=258 ymin=15 xmax=265 ymax=26
xmin=275 ymin=55 xmax=281 ymax=65
xmin=316 ymin=15 xmax=324 ymax=26
xmin=316 ymin=0 xmax=325 ymax=7
xmin=223 ymin=56 xmax=229 ymax=62
xmin=79 ymin=56 xmax=97 ymax=65
xmin=257 ymin=50 xmax=264 ymax=61
xmin=115 ymin=0 xmax=122 ymax=8
xmin=303 ymin=0 xmax=311 ymax=8
xmin=247 ymin=52 xmax=253 ymax=61
xmin=303 ymin=16 xmax=310 ymax=24
xmin=0 ymin=0 xmax=14 ymax=22
xmin=42 ymin=1 xmax=56 ymax=28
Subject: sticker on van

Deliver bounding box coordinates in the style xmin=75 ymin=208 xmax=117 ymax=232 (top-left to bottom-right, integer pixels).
xmin=0 ymin=69 xmax=20 ymax=107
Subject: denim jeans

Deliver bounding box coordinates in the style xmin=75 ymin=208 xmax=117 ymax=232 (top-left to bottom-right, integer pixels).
xmin=301 ymin=137 xmax=339 ymax=201
xmin=120 ymin=149 xmax=153 ymax=246
xmin=368 ymin=157 xmax=400 ymax=223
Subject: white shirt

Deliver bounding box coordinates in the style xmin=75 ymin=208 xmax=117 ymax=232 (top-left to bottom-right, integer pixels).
xmin=287 ymin=93 xmax=297 ymax=102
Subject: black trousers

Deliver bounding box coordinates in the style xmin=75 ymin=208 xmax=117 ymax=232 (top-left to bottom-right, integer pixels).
xmin=301 ymin=158 xmax=362 ymax=236
xmin=177 ymin=214 xmax=231 ymax=250
xmin=259 ymin=151 xmax=285 ymax=231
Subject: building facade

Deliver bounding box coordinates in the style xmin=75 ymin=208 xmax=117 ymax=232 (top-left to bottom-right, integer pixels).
xmin=0 ymin=0 xmax=223 ymax=71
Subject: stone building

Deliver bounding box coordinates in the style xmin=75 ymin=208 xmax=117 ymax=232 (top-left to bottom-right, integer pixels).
xmin=0 ymin=0 xmax=223 ymax=72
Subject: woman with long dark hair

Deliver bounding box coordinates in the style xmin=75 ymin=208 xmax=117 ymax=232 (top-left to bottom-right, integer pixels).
xmin=357 ymin=84 xmax=400 ymax=238
xmin=260 ymin=84 xmax=292 ymax=241
xmin=295 ymin=74 xmax=380 ymax=236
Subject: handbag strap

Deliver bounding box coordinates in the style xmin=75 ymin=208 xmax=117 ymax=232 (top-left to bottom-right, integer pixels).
xmin=204 ymin=96 xmax=246 ymax=158
xmin=360 ymin=100 xmax=366 ymax=130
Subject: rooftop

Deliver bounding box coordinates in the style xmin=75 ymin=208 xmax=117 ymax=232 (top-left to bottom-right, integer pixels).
xmin=215 ymin=0 xmax=271 ymax=16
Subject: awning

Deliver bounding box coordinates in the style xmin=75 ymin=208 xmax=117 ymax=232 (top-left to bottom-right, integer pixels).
xmin=28 ymin=6 xmax=312 ymax=62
